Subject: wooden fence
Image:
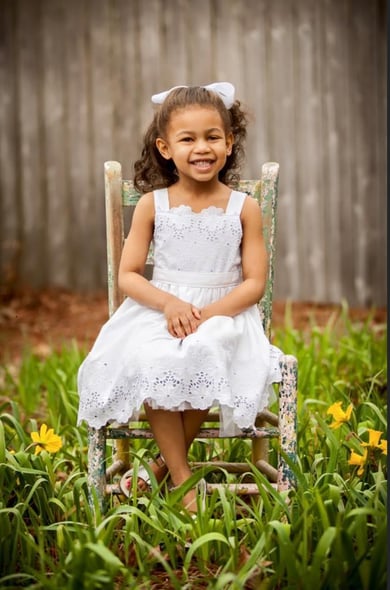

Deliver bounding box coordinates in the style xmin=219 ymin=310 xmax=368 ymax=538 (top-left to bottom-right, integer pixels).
xmin=0 ymin=0 xmax=386 ymax=305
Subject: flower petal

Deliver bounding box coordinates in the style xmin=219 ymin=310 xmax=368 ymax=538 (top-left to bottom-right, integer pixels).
xmin=327 ymin=402 xmax=343 ymax=418
xmin=367 ymin=429 xmax=383 ymax=447
xmin=45 ymin=435 xmax=62 ymax=453
xmin=348 ymin=449 xmax=368 ymax=470
xmin=31 ymin=431 xmax=40 ymax=443
xmin=345 ymin=404 xmax=353 ymax=420
xmin=34 ymin=444 xmax=44 ymax=455
xmin=40 ymin=424 xmax=48 ymax=438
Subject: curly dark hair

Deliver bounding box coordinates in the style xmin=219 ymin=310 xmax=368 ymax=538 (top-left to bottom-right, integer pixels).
xmin=133 ymin=86 xmax=249 ymax=193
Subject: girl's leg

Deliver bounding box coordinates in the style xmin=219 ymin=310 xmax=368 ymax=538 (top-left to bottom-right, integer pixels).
xmin=143 ymin=405 xmax=191 ymax=486
xmin=127 ymin=408 xmax=209 ymax=491
xmin=144 ymin=405 xmax=209 ymax=511
xmin=182 ymin=408 xmax=210 ymax=451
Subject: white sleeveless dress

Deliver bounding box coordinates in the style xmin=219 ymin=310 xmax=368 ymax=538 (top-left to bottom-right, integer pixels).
xmin=77 ymin=189 xmax=282 ymax=436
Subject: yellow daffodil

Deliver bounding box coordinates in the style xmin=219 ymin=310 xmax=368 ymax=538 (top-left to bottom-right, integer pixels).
xmin=348 ymin=449 xmax=368 ymax=476
xmin=361 ymin=429 xmax=387 ymax=455
xmin=326 ymin=401 xmax=353 ymax=429
xmin=30 ymin=424 xmax=62 ymax=455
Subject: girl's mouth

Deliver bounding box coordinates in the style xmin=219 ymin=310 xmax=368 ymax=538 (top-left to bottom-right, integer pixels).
xmin=191 ymin=159 xmax=214 ymax=170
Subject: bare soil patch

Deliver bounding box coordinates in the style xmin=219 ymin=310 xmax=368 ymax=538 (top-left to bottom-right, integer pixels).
xmin=0 ymin=287 xmax=387 ymax=362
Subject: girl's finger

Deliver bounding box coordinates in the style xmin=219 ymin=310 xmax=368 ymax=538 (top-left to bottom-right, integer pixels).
xmin=173 ymin=318 xmax=185 ymax=338
xmin=179 ymin=315 xmax=193 ymax=336
xmin=191 ymin=307 xmax=201 ymax=320
xmin=168 ymin=319 xmax=180 ymax=338
xmin=187 ymin=315 xmax=200 ymax=334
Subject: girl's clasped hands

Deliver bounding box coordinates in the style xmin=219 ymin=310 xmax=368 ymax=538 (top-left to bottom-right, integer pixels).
xmin=163 ymin=296 xmax=202 ymax=338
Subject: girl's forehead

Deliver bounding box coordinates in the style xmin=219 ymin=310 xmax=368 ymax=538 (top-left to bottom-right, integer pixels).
xmin=167 ymin=105 xmax=225 ymax=130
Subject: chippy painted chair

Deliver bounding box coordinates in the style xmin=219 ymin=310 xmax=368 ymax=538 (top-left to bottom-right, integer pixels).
xmin=87 ymin=160 xmax=298 ymax=511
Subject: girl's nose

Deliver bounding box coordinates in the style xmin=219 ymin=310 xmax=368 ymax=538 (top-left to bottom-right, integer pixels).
xmin=194 ymin=139 xmax=210 ymax=152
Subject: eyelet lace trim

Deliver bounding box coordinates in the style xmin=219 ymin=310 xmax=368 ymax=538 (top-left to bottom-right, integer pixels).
xmin=167 ymin=204 xmax=226 ymax=216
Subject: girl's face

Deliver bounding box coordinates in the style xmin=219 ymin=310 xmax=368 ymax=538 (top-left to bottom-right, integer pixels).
xmin=156 ymin=106 xmax=233 ymax=184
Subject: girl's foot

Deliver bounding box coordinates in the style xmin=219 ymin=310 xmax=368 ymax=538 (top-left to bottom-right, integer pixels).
xmin=171 ymin=478 xmax=207 ymax=514
xmin=183 ymin=488 xmax=197 ymax=513
xmin=120 ymin=455 xmax=168 ymax=496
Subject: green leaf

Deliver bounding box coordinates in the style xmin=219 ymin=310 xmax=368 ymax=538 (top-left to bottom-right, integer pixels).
xmin=183 ymin=532 xmax=230 ymax=569
xmin=84 ymin=541 xmax=124 ymax=570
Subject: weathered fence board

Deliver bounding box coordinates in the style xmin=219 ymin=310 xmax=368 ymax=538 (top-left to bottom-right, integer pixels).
xmin=0 ymin=0 xmax=386 ymax=306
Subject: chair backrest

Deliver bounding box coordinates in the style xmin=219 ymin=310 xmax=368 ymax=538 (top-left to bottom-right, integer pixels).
xmin=104 ymin=161 xmax=279 ymax=339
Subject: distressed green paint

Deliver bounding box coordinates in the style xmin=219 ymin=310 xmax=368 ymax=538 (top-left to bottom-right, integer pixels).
xmin=87 ymin=426 xmax=107 ymax=512
xmin=277 ymin=355 xmax=298 ymax=491
xmin=108 ymin=426 xmax=280 ymax=439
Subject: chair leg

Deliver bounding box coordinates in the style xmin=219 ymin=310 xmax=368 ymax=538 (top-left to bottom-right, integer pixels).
xmin=105 ymin=438 xmax=131 ymax=479
xmin=252 ymin=417 xmax=278 ymax=482
xmin=252 ymin=416 xmax=269 ymax=464
xmin=87 ymin=426 xmax=107 ymax=513
xmin=277 ymin=355 xmax=298 ymax=492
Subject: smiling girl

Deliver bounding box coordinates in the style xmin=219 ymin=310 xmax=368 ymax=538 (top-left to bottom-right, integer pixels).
xmin=77 ymin=83 xmax=282 ymax=512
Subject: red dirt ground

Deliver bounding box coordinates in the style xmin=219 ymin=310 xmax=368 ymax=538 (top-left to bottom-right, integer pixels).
xmin=0 ymin=287 xmax=387 ymax=362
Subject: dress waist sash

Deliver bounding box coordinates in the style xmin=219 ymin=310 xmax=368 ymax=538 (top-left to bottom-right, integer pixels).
xmin=152 ymin=267 xmax=242 ymax=288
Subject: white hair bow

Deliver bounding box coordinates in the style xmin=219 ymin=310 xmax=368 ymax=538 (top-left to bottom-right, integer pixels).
xmin=151 ymin=82 xmax=235 ymax=109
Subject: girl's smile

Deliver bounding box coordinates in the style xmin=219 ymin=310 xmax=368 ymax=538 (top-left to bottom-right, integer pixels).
xmin=190 ymin=159 xmax=215 ymax=172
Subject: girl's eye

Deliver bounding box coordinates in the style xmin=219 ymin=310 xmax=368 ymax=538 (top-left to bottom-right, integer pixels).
xmin=180 ymin=137 xmax=193 ymax=142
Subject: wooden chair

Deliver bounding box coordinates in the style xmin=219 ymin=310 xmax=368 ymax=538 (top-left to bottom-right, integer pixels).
xmin=87 ymin=160 xmax=298 ymax=511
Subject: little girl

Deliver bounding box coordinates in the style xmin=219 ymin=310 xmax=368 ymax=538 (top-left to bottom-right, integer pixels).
xmin=77 ymin=82 xmax=282 ymax=511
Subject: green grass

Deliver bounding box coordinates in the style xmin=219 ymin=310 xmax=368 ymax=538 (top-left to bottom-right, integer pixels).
xmin=0 ymin=305 xmax=387 ymax=589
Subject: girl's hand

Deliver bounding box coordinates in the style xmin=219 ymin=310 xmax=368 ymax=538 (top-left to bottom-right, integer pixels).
xmin=163 ymin=297 xmax=201 ymax=338
xmin=198 ymin=306 xmax=213 ymax=325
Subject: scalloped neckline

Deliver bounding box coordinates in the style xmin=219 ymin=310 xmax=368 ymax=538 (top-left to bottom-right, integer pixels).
xmin=169 ymin=204 xmax=226 ymax=215
xmin=167 ymin=189 xmax=234 ymax=215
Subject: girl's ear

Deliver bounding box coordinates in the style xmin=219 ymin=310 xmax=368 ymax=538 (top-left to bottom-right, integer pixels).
xmin=226 ymin=132 xmax=234 ymax=156
xmin=155 ymin=137 xmax=171 ymax=160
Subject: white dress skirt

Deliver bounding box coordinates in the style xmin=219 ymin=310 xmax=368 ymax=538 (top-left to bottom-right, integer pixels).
xmin=77 ymin=188 xmax=282 ymax=436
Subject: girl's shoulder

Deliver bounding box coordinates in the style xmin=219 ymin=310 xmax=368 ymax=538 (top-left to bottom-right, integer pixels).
xmin=240 ymin=193 xmax=262 ymax=224
xmin=241 ymin=193 xmax=260 ymax=212
xmin=132 ymin=191 xmax=156 ymax=223
xmin=135 ymin=191 xmax=155 ymax=209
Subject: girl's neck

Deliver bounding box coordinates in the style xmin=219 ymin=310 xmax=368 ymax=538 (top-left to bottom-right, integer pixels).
xmin=168 ymin=177 xmax=229 ymax=201
xmin=166 ymin=179 xmax=231 ymax=212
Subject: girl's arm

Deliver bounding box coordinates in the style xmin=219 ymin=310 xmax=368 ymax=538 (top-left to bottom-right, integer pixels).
xmin=200 ymin=196 xmax=268 ymax=321
xmin=118 ymin=193 xmax=200 ymax=337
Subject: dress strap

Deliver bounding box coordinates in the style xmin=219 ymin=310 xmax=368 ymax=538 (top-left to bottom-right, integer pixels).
xmin=225 ymin=191 xmax=247 ymax=215
xmin=153 ymin=188 xmax=170 ymax=211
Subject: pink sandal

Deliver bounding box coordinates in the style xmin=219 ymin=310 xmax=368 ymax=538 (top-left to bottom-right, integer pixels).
xmin=119 ymin=455 xmax=166 ymax=497
xmin=120 ymin=465 xmax=151 ymax=497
